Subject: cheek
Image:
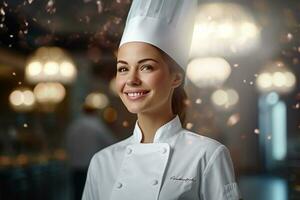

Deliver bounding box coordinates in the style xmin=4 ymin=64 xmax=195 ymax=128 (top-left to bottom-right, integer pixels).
xmin=148 ymin=72 xmax=172 ymax=89
xmin=115 ymin=76 xmax=125 ymax=93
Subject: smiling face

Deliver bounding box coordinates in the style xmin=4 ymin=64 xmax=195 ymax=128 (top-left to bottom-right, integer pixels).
xmin=116 ymin=42 xmax=182 ymax=116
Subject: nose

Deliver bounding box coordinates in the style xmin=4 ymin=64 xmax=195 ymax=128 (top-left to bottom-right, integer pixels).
xmin=126 ymin=71 xmax=141 ymax=86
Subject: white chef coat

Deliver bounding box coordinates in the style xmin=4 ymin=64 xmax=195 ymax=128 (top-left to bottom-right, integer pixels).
xmin=82 ymin=115 xmax=241 ymax=200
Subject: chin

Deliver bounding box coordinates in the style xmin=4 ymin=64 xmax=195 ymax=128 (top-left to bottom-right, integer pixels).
xmin=126 ymin=106 xmax=142 ymax=114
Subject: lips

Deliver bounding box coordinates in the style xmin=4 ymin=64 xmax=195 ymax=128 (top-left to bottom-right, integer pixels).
xmin=124 ymin=90 xmax=150 ymax=100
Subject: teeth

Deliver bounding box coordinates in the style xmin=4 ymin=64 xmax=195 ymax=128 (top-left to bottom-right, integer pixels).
xmin=127 ymin=92 xmax=147 ymax=97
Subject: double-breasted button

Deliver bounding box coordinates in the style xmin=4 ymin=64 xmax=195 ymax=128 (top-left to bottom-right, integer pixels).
xmin=161 ymin=147 xmax=167 ymax=154
xmin=152 ymin=179 xmax=158 ymax=186
xmin=126 ymin=148 xmax=132 ymax=155
xmin=116 ymin=182 xmax=123 ymax=188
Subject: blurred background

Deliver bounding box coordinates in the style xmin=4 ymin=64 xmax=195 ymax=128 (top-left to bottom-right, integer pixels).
xmin=0 ymin=0 xmax=299 ymax=199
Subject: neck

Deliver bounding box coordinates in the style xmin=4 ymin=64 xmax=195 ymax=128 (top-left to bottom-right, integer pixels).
xmin=137 ymin=111 xmax=175 ymax=143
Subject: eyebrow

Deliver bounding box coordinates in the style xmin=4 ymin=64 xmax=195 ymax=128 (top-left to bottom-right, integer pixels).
xmin=117 ymin=58 xmax=159 ymax=65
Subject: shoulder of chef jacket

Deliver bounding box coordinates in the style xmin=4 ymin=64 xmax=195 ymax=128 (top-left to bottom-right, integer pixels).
xmin=82 ymin=115 xmax=242 ymax=200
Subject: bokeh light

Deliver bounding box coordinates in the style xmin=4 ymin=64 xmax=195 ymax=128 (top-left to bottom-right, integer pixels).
xmin=9 ymin=88 xmax=35 ymax=112
xmin=190 ymin=2 xmax=260 ymax=57
xmin=33 ymin=82 xmax=66 ymax=104
xmin=25 ymin=47 xmax=77 ymax=84
xmin=85 ymin=92 xmax=109 ymax=109
xmin=187 ymin=57 xmax=231 ymax=88
xmin=211 ymin=88 xmax=239 ymax=110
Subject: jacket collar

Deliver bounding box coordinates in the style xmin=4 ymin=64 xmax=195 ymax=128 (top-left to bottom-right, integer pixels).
xmin=132 ymin=115 xmax=182 ymax=143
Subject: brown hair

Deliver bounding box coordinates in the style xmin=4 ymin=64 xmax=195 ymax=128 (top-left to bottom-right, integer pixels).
xmin=159 ymin=49 xmax=188 ymax=124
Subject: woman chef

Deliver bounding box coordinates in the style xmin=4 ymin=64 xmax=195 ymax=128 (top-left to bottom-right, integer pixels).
xmin=82 ymin=0 xmax=241 ymax=199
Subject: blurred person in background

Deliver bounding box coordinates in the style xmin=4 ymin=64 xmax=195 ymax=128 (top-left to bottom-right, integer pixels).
xmin=65 ymin=102 xmax=116 ymax=200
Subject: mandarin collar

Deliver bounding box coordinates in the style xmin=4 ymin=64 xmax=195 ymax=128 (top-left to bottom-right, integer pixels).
xmin=132 ymin=115 xmax=182 ymax=143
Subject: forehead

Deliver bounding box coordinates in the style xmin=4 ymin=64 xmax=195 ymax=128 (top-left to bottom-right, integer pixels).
xmin=117 ymin=42 xmax=163 ymax=61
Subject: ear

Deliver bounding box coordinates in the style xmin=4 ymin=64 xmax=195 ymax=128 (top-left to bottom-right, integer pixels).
xmin=171 ymin=72 xmax=183 ymax=88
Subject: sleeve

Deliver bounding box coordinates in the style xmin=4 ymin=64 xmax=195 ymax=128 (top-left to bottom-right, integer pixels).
xmin=200 ymin=145 xmax=241 ymax=200
xmin=82 ymin=156 xmax=99 ymax=200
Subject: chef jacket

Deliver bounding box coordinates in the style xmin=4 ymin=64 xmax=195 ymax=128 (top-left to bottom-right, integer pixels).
xmin=82 ymin=115 xmax=241 ymax=200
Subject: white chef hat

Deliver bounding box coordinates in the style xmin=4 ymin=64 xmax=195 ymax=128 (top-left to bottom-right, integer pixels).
xmin=119 ymin=0 xmax=197 ymax=70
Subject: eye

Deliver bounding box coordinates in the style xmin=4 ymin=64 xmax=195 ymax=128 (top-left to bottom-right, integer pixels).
xmin=141 ymin=64 xmax=153 ymax=71
xmin=117 ymin=66 xmax=128 ymax=73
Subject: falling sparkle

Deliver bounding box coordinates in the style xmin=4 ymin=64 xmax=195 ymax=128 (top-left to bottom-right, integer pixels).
xmin=9 ymin=34 xmax=13 ymax=38
xmin=46 ymin=0 xmax=56 ymax=14
xmin=254 ymin=73 xmax=258 ymax=77
xmin=195 ymin=98 xmax=202 ymax=104
xmin=287 ymin=33 xmax=293 ymax=41
xmin=233 ymin=64 xmax=239 ymax=68
xmin=249 ymin=81 xmax=254 ymax=85
xmin=3 ymin=2 xmax=8 ymax=7
xmin=294 ymin=103 xmax=300 ymax=109
xmin=12 ymin=72 xmax=16 ymax=76
xmin=254 ymin=129 xmax=260 ymax=134
xmin=122 ymin=120 xmax=129 ymax=127
xmin=28 ymin=0 xmax=34 ymax=4
xmin=227 ymin=113 xmax=240 ymax=126
xmin=0 ymin=8 xmax=5 ymax=16
xmin=186 ymin=123 xmax=193 ymax=130
xmin=184 ymin=99 xmax=191 ymax=106
xmin=267 ymin=135 xmax=272 ymax=140
xmin=23 ymin=123 xmax=28 ymax=128
xmin=96 ymin=0 xmax=103 ymax=13
xmin=18 ymin=81 xmax=22 ymax=85
xmin=47 ymin=0 xmax=54 ymax=7
xmin=243 ymin=79 xmax=247 ymax=83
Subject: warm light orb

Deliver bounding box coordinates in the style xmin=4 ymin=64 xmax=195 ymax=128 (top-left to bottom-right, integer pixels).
xmin=33 ymin=82 xmax=66 ymax=104
xmin=85 ymin=92 xmax=109 ymax=109
xmin=211 ymin=88 xmax=239 ymax=110
xmin=9 ymin=88 xmax=35 ymax=112
xmin=25 ymin=47 xmax=77 ymax=84
xmin=190 ymin=3 xmax=260 ymax=57
xmin=187 ymin=57 xmax=231 ymax=88
xmin=26 ymin=61 xmax=42 ymax=76
xmin=256 ymin=62 xmax=296 ymax=94
xmin=60 ymin=61 xmax=76 ymax=78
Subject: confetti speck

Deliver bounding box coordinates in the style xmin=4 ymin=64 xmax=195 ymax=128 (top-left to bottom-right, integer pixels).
xmin=96 ymin=0 xmax=103 ymax=13
xmin=287 ymin=33 xmax=293 ymax=41
xmin=0 ymin=8 xmax=5 ymax=16
xmin=254 ymin=129 xmax=260 ymax=134
xmin=122 ymin=120 xmax=129 ymax=127
xmin=227 ymin=113 xmax=240 ymax=126
xmin=186 ymin=123 xmax=193 ymax=130
xmin=195 ymin=98 xmax=202 ymax=104
xmin=294 ymin=103 xmax=300 ymax=109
